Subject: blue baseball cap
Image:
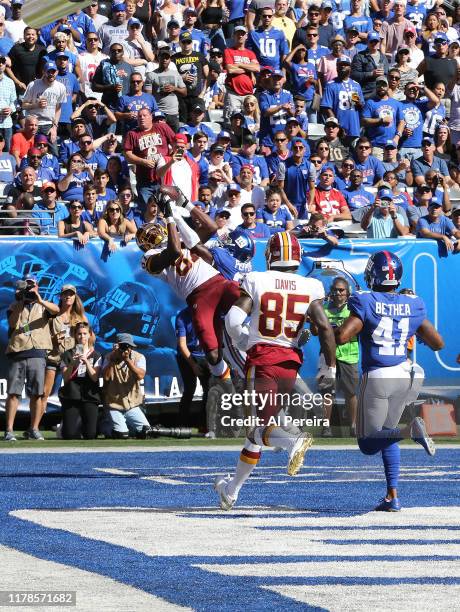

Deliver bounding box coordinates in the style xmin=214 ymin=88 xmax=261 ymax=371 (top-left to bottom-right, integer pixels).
xmin=378 ymin=188 xmax=393 ymax=200
xmin=128 ymin=17 xmax=141 ymax=27
xmin=422 ymin=136 xmax=434 ymax=145
xmin=112 ymin=2 xmax=126 ymax=11
xmin=368 ymin=31 xmax=380 ymax=42
xmin=384 ymin=139 xmax=397 ymax=149
xmin=217 ymin=130 xmax=231 ymax=139
xmin=44 ymin=61 xmax=57 ymax=72
xmin=153 ymin=110 xmax=165 ymax=119
xmin=227 ymin=183 xmax=241 ymax=193
xmin=57 ymin=24 xmax=71 ymax=33
xmin=434 ymin=32 xmax=449 ymax=43
xmin=337 ymin=55 xmax=351 ymax=64
xmin=55 ymin=51 xmax=70 ymax=59
xmin=271 ymin=69 xmax=284 ymax=78
xmin=428 ymin=197 xmax=442 ymax=208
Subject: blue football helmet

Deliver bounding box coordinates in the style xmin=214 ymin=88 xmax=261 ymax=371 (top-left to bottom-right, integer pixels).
xmin=222 ymin=229 xmax=255 ymax=263
xmin=364 ymin=251 xmax=403 ymax=290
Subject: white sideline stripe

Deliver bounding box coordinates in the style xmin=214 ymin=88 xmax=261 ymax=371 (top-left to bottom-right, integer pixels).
xmin=94 ymin=468 xmax=137 ymax=476
xmin=0 ymin=544 xmax=190 ymax=612
xmin=11 ymin=507 xmax=460 ymax=558
xmin=196 ymin=559 xmax=460 ymax=578
xmin=142 ymin=476 xmax=187 ymax=485
xmin=263 ymin=584 xmax=460 ymax=612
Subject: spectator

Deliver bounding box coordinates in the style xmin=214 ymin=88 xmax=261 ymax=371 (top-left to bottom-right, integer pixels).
xmin=344 ymin=0 xmax=373 ymax=52
xmin=188 ymin=131 xmax=209 ymax=186
xmin=116 ymin=183 xmax=137 ymax=220
xmin=81 ymin=182 xmax=101 ymax=228
xmin=380 ymin=0 xmax=413 ymax=61
xmin=285 ymin=116 xmax=308 ymax=147
xmin=94 ymin=167 xmax=117 ymax=209
xmin=344 ymin=26 xmax=360 ymax=61
xmin=235 ymin=164 xmax=266 ymax=208
xmin=0 ymin=55 xmax=16 ymax=151
xmin=351 ymin=32 xmax=390 ymax=103
xmin=259 ymin=70 xmax=294 ymax=147
xmin=156 ymin=133 xmax=199 ymax=202
xmin=228 ymin=111 xmax=250 ymax=150
xmin=242 ymin=95 xmax=260 ymax=136
xmin=361 ymin=76 xmax=400 ymax=159
xmin=57 ymin=152 xmax=94 ymax=201
xmin=59 ymin=322 xmax=102 ymax=440
xmin=294 ymin=211 xmax=339 ymax=246
xmin=114 ymin=71 xmax=158 ymax=134
xmin=71 ymin=99 xmax=117 ymax=140
xmin=256 ymin=185 xmax=294 ymax=234
xmin=392 ymin=46 xmax=418 ymax=93
xmin=180 ymin=7 xmax=210 ymax=56
xmin=58 ymin=200 xmax=96 ymax=244
xmin=123 ymin=107 xmax=175 ymax=207
xmin=59 ymin=119 xmax=89 ymax=164
xmin=4 ymin=275 xmax=59 ymax=441
xmin=237 ymin=202 xmax=271 ymax=239
xmin=31 ymin=134 xmax=60 ymax=180
xmin=153 ymin=1 xmax=184 ymax=40
xmin=433 ymin=124 xmax=453 ymax=161
xmin=43 ymin=286 xmax=89 ymax=413
xmin=163 ymin=20 xmax=181 ymax=54
xmin=91 ymin=42 xmax=134 ymax=111
xmin=21 ymin=61 xmax=67 ymax=149
xmin=382 ymin=170 xmax=413 ymax=211
xmin=267 ymin=129 xmax=290 ymax=181
xmin=321 ymin=117 xmax=351 ymax=165
xmin=172 ymin=31 xmax=209 ymax=123
xmin=353 ymin=136 xmax=385 ymax=185
xmin=122 ymin=17 xmax=154 ymax=76
xmin=321 ymin=55 xmax=364 ymax=142
xmin=216 ymin=183 xmax=244 ymax=228
xmin=396 ymin=81 xmax=440 ymax=160
xmin=10 ymin=115 xmax=39 ymax=168
xmin=293 ymin=5 xmax=333 ymax=49
xmin=277 ymin=137 xmax=315 ymax=218
xmin=6 ymin=166 xmax=41 ymax=201
xmin=411 ymin=136 xmax=453 ymax=187
xmin=32 ymin=181 xmax=69 ymax=234
xmin=98 ymin=3 xmax=129 ymax=55
xmin=78 ymin=31 xmax=108 ymax=101
xmin=310 ymin=167 xmax=352 ymax=222
xmin=102 ymin=332 xmax=150 ymax=439
xmin=247 ymin=7 xmax=288 ymax=71
xmin=212 ymin=208 xmax=231 ymax=241
xmin=107 ymin=155 xmax=130 ymax=192
xmin=144 ymin=46 xmax=186 ymax=132
xmin=179 ymin=98 xmax=215 ymax=143
xmin=208 ymin=144 xmax=232 ymax=186
xmin=403 ymin=24 xmax=424 ymax=69
xmin=343 ymin=168 xmax=374 ymax=216
xmin=133 ymin=192 xmax=164 ymax=227
xmin=416 ymin=198 xmax=460 ymax=252
xmin=231 ymin=134 xmax=269 ymax=186
xmin=417 ymin=31 xmax=457 ymax=91
xmin=272 ymin=0 xmax=296 ymax=46
xmin=318 ymin=35 xmax=345 ymax=89
xmin=334 ymin=157 xmax=355 ymax=191
xmin=20 ymin=147 xmax=55 ymax=186
xmin=4 ymin=1 xmax=27 ymax=44
xmin=6 ymin=27 xmax=46 ymax=96
xmin=45 ymin=32 xmax=81 ymax=76
xmin=314 ymin=138 xmax=336 ymax=173
xmin=361 ymin=188 xmax=410 ymax=237
xmin=97 ymin=199 xmax=137 ymax=252
xmin=175 ymin=305 xmax=210 ymax=428
xmin=381 ymin=139 xmax=413 ymax=186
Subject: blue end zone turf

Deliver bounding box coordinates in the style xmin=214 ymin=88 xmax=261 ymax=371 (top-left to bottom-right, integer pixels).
xmin=0 ymin=448 xmax=458 ymax=611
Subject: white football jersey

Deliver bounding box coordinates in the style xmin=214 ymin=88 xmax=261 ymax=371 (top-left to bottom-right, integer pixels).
xmin=241 ymin=271 xmax=325 ymax=350
xmin=145 ymin=247 xmax=219 ymax=300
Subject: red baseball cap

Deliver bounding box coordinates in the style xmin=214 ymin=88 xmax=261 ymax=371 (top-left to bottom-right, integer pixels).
xmin=175 ymin=134 xmax=188 ymax=145
xmin=29 ymin=147 xmax=41 ymax=155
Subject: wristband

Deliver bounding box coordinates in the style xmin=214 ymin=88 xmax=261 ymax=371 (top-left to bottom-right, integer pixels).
xmin=396 ymin=131 xmax=402 ymax=137
xmin=166 ymin=216 xmax=175 ymax=224
xmin=184 ymin=202 xmax=194 ymax=212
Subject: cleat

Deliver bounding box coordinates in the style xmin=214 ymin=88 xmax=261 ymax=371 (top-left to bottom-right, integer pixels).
xmin=23 ymin=428 xmax=44 ymax=441
xmin=214 ymin=474 xmax=236 ymax=510
xmin=287 ymin=432 xmax=313 ymax=476
xmin=410 ymin=417 xmax=436 ymax=456
xmin=321 ymin=426 xmax=333 ymax=438
xmin=375 ymin=497 xmax=401 ymax=512
xmin=3 ymin=431 xmax=16 ymax=442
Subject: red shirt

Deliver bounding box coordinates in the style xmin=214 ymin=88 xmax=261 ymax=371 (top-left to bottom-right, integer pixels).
xmin=312 ymin=188 xmax=348 ymax=220
xmin=224 ymin=47 xmax=258 ymax=96
xmin=10 ymin=131 xmax=34 ymax=160
xmin=124 ymin=123 xmax=175 ymax=184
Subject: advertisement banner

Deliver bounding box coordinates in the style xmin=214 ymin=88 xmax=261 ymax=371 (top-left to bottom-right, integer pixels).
xmin=0 ymin=237 xmax=458 ymax=408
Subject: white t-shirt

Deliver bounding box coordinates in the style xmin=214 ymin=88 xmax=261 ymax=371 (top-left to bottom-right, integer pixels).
xmin=22 ymin=79 xmax=67 ymax=125
xmin=240 ymin=185 xmax=266 ymax=208
xmin=79 ymin=51 xmax=108 ymax=100
xmin=156 ymin=157 xmax=193 ymax=203
xmin=4 ymin=19 xmax=28 ymax=43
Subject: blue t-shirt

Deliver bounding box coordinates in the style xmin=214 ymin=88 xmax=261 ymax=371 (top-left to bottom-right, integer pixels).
xmin=60 ymin=171 xmax=92 ymax=201
xmin=59 ymin=139 xmax=79 ymax=164
xmin=247 ymin=26 xmax=289 ymax=70
xmin=423 ymin=104 xmax=446 ymax=136
xmin=277 ymin=157 xmax=314 ymax=217
xmin=348 ymin=290 xmax=426 ymax=372
xmin=56 ymin=71 xmax=80 ymax=124
xmin=0 ymin=36 xmax=14 ymax=57
xmin=179 ymin=122 xmax=215 ymax=144
xmin=237 ymin=222 xmax=271 ymax=239
xmin=210 ymin=246 xmax=252 ymax=281
xmin=362 ymin=97 xmax=401 ymax=146
xmin=227 ymin=0 xmax=245 ymax=20
xmin=96 ymin=189 xmax=117 ymax=213
xmin=116 ymin=93 xmax=158 ymax=132
xmin=343 ymin=15 xmax=372 ymax=52
xmin=289 ymin=61 xmax=317 ymax=100
xmin=411 ymin=155 xmax=449 ymax=179
xmin=416 ymin=214 xmax=456 ymax=237
xmin=343 ymin=186 xmax=373 ymax=211
xmin=0 ymin=153 xmax=16 ymax=183
xmin=259 ymin=88 xmax=294 ymax=146
xmin=45 ymin=50 xmax=79 ymax=74
xmin=354 ymin=156 xmax=385 ymax=185
xmin=321 ymin=78 xmax=364 ymax=138
xmin=307 ymin=45 xmax=329 ymax=68
xmin=399 ymin=98 xmax=430 ymax=148
xmin=266 ymin=151 xmax=291 ymax=179
xmin=175 ymin=307 xmax=204 ymax=357
xmin=32 ymin=201 xmax=69 ymax=232
xmin=405 ymin=4 xmax=426 ymax=31
xmin=256 ymin=205 xmax=293 ymax=234
xmin=231 ymin=153 xmax=269 ymax=185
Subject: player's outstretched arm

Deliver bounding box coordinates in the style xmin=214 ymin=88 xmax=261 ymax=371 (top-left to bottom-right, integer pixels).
xmin=309 ymin=299 xmax=336 ymax=368
xmin=335 ymin=314 xmax=363 ymax=346
xmin=142 ymin=219 xmax=181 ymax=275
xmin=416 ymin=319 xmax=444 ymax=351
xmin=225 ymin=294 xmax=253 ymax=350
xmin=190 ymin=206 xmax=218 ymax=244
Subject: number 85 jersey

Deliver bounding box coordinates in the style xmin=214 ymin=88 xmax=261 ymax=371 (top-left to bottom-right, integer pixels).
xmin=348 ymin=290 xmax=426 ymax=373
xmin=241 ymin=270 xmax=325 ymax=351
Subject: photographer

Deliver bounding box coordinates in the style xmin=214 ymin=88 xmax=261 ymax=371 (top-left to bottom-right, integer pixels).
xmin=293 ymin=212 xmax=340 ymax=246
xmin=156 ymin=133 xmax=199 ymax=204
xmin=102 ymin=333 xmax=151 ymax=439
xmin=4 ymin=276 xmax=59 ymax=441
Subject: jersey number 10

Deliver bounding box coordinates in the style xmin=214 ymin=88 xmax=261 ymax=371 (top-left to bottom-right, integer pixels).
xmin=258 ymin=292 xmax=309 ymax=339
xmin=372 ymin=316 xmax=410 ymax=356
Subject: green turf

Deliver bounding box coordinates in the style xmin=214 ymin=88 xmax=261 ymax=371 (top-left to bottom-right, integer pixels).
xmin=0 ymin=432 xmax=457 ymax=448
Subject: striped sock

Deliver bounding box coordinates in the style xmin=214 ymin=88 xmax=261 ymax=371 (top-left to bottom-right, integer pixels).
xmin=255 ymin=425 xmax=296 ymax=451
xmin=227 ymin=440 xmax=261 ymax=499
xmin=209 ymin=359 xmax=229 ymax=377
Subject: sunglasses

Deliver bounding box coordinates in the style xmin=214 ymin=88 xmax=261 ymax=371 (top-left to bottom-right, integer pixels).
xmin=293 ymin=145 xmax=305 ymax=149
xmin=81 ymin=140 xmax=92 ymax=145
xmin=119 ymin=192 xmax=131 ymax=197
xmin=111 ymin=48 xmax=124 ymax=53
xmin=358 ymin=145 xmax=370 ymax=149
xmin=389 ymin=75 xmax=401 ymax=79
xmin=108 ymin=208 xmax=120 ymax=212
xmin=307 ymin=33 xmax=318 ymax=37
xmin=242 ymin=211 xmax=255 ymax=216
xmin=275 ymin=137 xmax=287 ymax=142
xmin=343 ymin=163 xmax=355 ymax=168
xmin=29 ymin=155 xmax=41 ymax=159
xmin=36 ymin=142 xmax=47 ymax=147
xmin=311 ymin=159 xmax=321 ymax=164
xmin=43 ymin=188 xmax=56 ymax=193
xmin=131 ymin=79 xmax=143 ymax=83
xmin=87 ymin=104 xmax=97 ymax=109
xmin=70 ymin=204 xmax=82 ymax=209
xmin=418 ymin=186 xmax=431 ymax=192
xmin=309 ymin=11 xmax=320 ymax=16
xmin=87 ymin=37 xmax=99 ymax=41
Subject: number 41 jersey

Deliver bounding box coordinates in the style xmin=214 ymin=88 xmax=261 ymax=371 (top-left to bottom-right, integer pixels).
xmin=241 ymin=271 xmax=325 ymax=350
xmin=348 ymin=290 xmax=426 ymax=373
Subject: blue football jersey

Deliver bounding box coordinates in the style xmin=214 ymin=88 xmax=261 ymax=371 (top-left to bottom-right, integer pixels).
xmin=348 ymin=291 xmax=426 ymax=372
xmin=210 ymin=247 xmax=252 ymax=281
xmin=247 ymin=27 xmax=289 ymax=70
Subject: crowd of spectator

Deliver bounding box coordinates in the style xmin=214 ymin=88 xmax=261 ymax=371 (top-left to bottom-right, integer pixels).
xmin=0 ymin=0 xmax=458 ymax=251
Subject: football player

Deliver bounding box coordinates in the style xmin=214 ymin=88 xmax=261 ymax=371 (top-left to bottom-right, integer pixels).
xmin=137 ymin=187 xmax=240 ymax=387
xmin=336 ymin=251 xmax=444 ymax=512
xmin=215 ymin=232 xmax=336 ymax=510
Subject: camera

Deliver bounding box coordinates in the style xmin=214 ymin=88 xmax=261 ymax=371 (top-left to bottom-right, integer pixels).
xmin=15 ymin=279 xmax=37 ymax=302
xmin=118 ymin=343 xmax=131 ymax=352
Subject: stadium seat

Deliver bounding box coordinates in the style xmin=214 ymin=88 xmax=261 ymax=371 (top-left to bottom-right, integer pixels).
xmin=202 ymin=121 xmax=222 ymax=136
xmin=308 ymin=123 xmax=326 ymax=140
xmin=207 ymin=109 xmax=224 ymax=124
